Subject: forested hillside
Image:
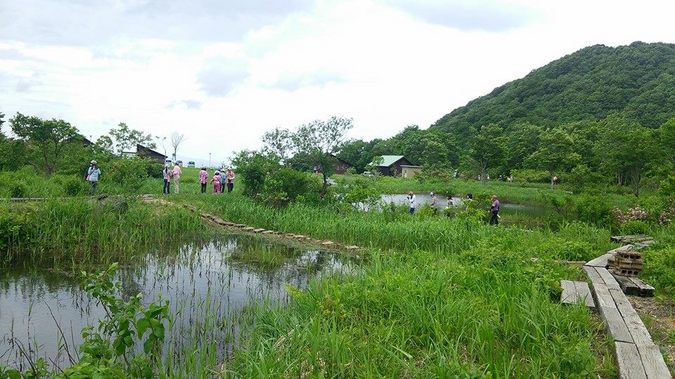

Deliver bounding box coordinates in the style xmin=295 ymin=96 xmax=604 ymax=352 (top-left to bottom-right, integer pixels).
xmin=432 ymin=41 xmax=675 ymax=135
xmin=338 ymin=42 xmax=675 ymax=195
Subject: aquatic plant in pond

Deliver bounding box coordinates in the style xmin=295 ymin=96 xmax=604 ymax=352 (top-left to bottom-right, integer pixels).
xmin=0 ymin=197 xmax=204 ymax=266
xmin=0 ymin=234 xmax=351 ymax=375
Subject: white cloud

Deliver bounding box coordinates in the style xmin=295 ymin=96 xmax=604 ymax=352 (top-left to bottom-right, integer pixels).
xmin=1 ymin=0 xmax=674 ymax=165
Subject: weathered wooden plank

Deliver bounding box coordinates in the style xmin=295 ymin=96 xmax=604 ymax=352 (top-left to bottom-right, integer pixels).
xmin=613 ymin=273 xmax=641 ymax=295
xmin=560 ymin=280 xmax=577 ymax=304
xmin=594 ymin=283 xmax=617 ymax=309
xmin=635 ymin=343 xmax=671 ymax=379
xmin=599 ymin=306 xmax=633 ymax=343
xmin=610 ymin=288 xmax=654 ymax=346
xmin=630 ymin=277 xmax=655 ymax=297
xmin=596 ymin=268 xmax=621 ymax=289
xmin=585 ymin=253 xmax=612 ymax=267
xmin=573 ymin=281 xmax=595 ymax=308
xmin=615 ymin=342 xmax=647 ymax=379
xmin=583 ymin=266 xmax=604 ymax=284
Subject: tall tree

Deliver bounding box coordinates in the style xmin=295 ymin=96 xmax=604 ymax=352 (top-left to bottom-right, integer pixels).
xmin=469 ymin=124 xmax=506 ymax=183
xmin=527 ymin=128 xmax=580 ymax=188
xmin=262 ymin=127 xmax=293 ymax=164
xmin=596 ymin=121 xmax=658 ymax=196
xmin=505 ymin=122 xmax=541 ymax=170
xmin=291 ymin=116 xmax=353 ymax=195
xmin=10 ymin=112 xmax=79 ymax=174
xmin=109 ymin=122 xmax=154 ymax=155
xmin=171 ymin=132 xmax=185 ymax=161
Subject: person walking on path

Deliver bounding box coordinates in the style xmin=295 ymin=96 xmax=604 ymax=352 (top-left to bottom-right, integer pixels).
xmin=408 ymin=191 xmax=416 ymax=214
xmin=490 ymin=194 xmax=500 ymax=225
xmin=85 ymin=160 xmax=101 ymax=195
xmin=162 ymin=165 xmax=172 ymax=195
xmin=226 ymin=168 xmax=235 ymax=193
xmin=211 ymin=171 xmax=222 ymax=194
xmin=172 ymin=163 xmax=182 ymax=194
xmin=199 ymin=167 xmax=208 ymax=194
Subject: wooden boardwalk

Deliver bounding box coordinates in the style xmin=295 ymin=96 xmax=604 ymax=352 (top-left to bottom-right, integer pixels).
xmin=560 ymin=280 xmax=595 ymax=308
xmin=583 ymin=243 xmax=670 ymax=378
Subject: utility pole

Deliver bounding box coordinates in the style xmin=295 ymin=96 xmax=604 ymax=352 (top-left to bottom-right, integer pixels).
xmin=208 ymin=152 xmax=211 ymax=168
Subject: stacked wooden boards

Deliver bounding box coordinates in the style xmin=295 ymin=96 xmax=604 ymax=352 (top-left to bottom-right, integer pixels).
xmin=583 ymin=260 xmax=670 ymax=378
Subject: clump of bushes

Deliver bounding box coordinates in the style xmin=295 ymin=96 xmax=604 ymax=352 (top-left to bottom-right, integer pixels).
xmin=63 ymin=177 xmax=86 ymax=196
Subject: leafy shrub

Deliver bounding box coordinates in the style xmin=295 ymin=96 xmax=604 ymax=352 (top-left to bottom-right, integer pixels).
xmin=142 ymin=160 xmax=163 ymax=179
xmin=574 ymin=194 xmax=613 ymax=226
xmin=510 ymin=169 xmax=551 ymax=183
xmin=620 ymin=220 xmax=650 ymax=235
xmin=64 ymin=177 xmax=86 ymax=196
xmin=107 ymin=158 xmax=150 ymax=193
xmin=263 ymin=167 xmax=322 ymax=206
xmin=10 ymin=182 xmax=28 ymax=198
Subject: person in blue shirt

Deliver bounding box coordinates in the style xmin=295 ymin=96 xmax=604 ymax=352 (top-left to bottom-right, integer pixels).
xmin=85 ymin=160 xmax=101 ymax=195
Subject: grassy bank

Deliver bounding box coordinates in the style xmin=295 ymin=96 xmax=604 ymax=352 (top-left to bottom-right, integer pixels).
xmin=229 ymin=244 xmax=615 ymax=377
xmin=0 ymin=197 xmax=205 ymax=267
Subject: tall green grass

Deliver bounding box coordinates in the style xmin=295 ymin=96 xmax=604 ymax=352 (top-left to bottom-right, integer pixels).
xmin=229 ymin=243 xmax=615 ymax=377
xmin=0 ymin=197 xmax=205 ymax=267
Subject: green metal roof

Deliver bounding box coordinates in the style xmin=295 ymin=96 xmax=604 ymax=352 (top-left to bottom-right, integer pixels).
xmin=373 ymin=155 xmax=405 ymax=167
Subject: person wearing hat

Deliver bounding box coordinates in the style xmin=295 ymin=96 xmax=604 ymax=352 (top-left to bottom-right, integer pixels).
xmin=85 ymin=160 xmax=101 ymax=195
xmin=430 ymin=192 xmax=438 ymax=214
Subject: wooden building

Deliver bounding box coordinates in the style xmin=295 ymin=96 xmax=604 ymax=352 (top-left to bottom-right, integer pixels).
xmin=331 ymin=154 xmax=353 ymax=175
xmin=372 ymin=155 xmax=420 ymax=176
xmin=136 ymin=144 xmax=167 ymax=164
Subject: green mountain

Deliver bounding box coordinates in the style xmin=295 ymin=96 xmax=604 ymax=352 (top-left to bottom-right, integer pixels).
xmin=432 ymin=41 xmax=675 ymax=137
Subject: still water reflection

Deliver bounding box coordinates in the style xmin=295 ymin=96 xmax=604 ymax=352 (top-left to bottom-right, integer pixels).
xmin=0 ymin=233 xmax=352 ymax=370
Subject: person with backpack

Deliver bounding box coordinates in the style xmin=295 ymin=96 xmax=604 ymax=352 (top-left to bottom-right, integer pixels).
xmin=85 ymin=160 xmax=101 ymax=195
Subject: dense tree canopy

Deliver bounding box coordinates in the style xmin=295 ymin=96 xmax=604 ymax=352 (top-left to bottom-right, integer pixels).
xmin=330 ymin=42 xmax=674 ymax=195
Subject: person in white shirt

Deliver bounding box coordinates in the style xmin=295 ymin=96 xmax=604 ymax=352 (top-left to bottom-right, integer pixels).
xmin=408 ymin=191 xmax=416 ymax=214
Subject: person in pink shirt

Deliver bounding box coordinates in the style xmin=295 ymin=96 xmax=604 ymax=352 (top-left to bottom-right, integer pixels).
xmin=199 ymin=167 xmax=208 ymax=193
xmin=211 ymin=171 xmax=222 ymax=194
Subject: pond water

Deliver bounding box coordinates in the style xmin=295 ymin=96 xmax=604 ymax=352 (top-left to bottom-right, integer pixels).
xmin=0 ymin=234 xmax=352 ymax=371
xmin=378 ymin=193 xmax=547 ymax=217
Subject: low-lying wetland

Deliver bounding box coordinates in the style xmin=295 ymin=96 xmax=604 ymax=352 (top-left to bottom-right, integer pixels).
xmin=0 ymin=232 xmax=354 ymax=372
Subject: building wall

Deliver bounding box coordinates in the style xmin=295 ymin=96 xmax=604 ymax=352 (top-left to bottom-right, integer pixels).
xmin=401 ymin=166 xmax=422 ymax=178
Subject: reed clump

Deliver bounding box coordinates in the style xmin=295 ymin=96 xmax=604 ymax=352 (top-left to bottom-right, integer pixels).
xmin=0 ymin=197 xmax=204 ymax=267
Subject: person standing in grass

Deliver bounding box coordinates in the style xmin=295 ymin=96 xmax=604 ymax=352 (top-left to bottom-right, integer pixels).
xmin=408 ymin=191 xmax=416 ymax=214
xmin=430 ymin=192 xmax=438 ymax=214
xmin=226 ymin=168 xmax=235 ymax=193
xmin=219 ymin=168 xmax=227 ymax=193
xmin=85 ymin=160 xmax=101 ymax=195
xmin=172 ymin=163 xmax=182 ymax=194
xmin=490 ymin=194 xmax=500 ymax=225
xmin=199 ymin=167 xmax=208 ymax=194
xmin=162 ymin=164 xmax=172 ymax=195
xmin=211 ymin=171 xmax=222 ymax=193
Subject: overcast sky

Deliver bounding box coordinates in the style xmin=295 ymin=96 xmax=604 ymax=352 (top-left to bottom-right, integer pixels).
xmin=1 ymin=0 xmax=673 ymax=165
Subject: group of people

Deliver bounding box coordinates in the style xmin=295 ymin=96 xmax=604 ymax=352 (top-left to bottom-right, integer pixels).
xmin=405 ymin=191 xmax=501 ymax=225
xmin=162 ymin=164 xmax=235 ymax=195
xmin=199 ymin=167 xmax=235 ymax=194
xmin=162 ymin=163 xmax=182 ymax=194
